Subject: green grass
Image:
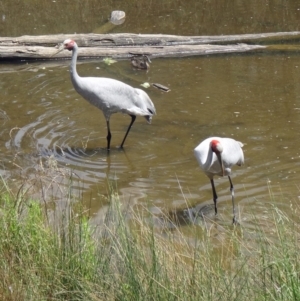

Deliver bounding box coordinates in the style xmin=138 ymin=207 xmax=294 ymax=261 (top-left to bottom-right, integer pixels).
xmin=0 ymin=180 xmax=299 ymax=300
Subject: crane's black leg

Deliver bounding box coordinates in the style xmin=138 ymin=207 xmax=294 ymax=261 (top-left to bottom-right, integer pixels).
xmin=120 ymin=115 xmax=136 ymax=148
xmin=210 ymin=179 xmax=218 ymax=215
xmin=228 ymin=176 xmax=237 ymax=224
xmin=106 ymin=120 xmax=111 ymax=151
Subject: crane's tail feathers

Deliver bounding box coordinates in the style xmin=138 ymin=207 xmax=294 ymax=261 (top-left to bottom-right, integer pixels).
xmin=125 ymin=107 xmax=155 ymax=124
xmin=238 ymin=141 xmax=244 ymax=147
xmin=145 ymin=108 xmax=155 ymax=123
xmin=144 ymin=115 xmax=152 ymax=124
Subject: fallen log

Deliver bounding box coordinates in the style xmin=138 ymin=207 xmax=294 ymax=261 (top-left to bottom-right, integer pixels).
xmin=0 ymin=43 xmax=265 ymax=60
xmin=0 ymin=31 xmax=299 ymax=60
xmin=1 ymin=31 xmax=300 ymax=47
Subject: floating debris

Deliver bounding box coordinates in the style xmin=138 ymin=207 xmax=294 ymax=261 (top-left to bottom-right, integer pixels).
xmin=103 ymin=57 xmax=117 ymax=65
xmin=93 ymin=11 xmax=125 ymax=33
xmin=140 ymin=82 xmax=151 ymax=88
xmin=152 ymin=83 xmax=171 ymax=92
xmin=110 ymin=10 xmax=126 ymax=25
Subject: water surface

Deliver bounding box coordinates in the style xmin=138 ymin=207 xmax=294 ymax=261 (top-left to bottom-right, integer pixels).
xmin=1 ymin=0 xmax=300 ymax=235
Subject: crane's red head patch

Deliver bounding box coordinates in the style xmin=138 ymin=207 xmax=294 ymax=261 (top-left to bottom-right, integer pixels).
xmin=210 ymin=139 xmax=223 ymax=153
xmin=63 ymin=39 xmax=75 ymax=51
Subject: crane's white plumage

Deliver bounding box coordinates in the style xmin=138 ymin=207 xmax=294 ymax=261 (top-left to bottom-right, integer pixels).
xmin=194 ymin=137 xmax=244 ymax=224
xmin=194 ymin=137 xmax=244 ymax=178
xmin=53 ymin=39 xmax=156 ymax=150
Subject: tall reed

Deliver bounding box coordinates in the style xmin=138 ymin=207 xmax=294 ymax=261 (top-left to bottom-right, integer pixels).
xmin=0 ymin=179 xmax=299 ymax=300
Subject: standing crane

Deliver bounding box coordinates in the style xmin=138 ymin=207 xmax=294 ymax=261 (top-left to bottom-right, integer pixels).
xmin=194 ymin=137 xmax=244 ymax=224
xmin=52 ymin=39 xmax=156 ymax=150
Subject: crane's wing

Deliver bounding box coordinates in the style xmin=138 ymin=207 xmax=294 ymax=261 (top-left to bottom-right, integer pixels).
xmin=76 ymin=77 xmax=156 ymax=122
xmin=221 ymin=138 xmax=244 ymax=167
xmin=125 ymin=88 xmax=156 ymax=123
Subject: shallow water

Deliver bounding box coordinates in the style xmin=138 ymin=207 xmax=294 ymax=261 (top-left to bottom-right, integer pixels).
xmin=1 ymin=0 xmax=300 ymax=234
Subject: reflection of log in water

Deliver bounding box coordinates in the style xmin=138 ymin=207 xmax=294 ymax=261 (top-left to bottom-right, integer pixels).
xmin=2 ymin=31 xmax=300 ymax=60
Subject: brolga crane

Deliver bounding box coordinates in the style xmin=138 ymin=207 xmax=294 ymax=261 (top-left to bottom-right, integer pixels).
xmin=52 ymin=39 xmax=156 ymax=150
xmin=194 ymin=137 xmax=244 ymax=224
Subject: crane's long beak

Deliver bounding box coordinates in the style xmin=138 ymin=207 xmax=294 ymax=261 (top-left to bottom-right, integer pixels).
xmin=51 ymin=44 xmax=65 ymax=57
xmin=216 ymin=152 xmax=225 ymax=176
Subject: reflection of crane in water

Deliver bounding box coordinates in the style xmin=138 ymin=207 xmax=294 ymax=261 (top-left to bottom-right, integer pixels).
xmin=53 ymin=39 xmax=156 ymax=151
xmin=194 ymin=137 xmax=244 ymax=224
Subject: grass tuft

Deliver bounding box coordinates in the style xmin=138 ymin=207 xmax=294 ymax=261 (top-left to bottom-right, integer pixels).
xmin=0 ymin=179 xmax=299 ymax=300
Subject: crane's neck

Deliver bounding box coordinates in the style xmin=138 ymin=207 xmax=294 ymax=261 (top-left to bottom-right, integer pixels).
xmin=69 ymin=43 xmax=81 ymax=88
